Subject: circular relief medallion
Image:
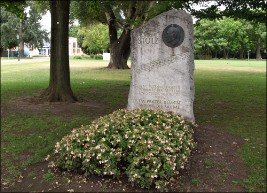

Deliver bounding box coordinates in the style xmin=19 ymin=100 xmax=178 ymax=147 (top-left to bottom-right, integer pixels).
xmin=162 ymin=24 xmax=184 ymax=48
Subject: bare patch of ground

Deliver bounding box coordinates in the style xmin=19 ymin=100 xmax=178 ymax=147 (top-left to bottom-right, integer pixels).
xmin=1 ymin=95 xmax=112 ymax=119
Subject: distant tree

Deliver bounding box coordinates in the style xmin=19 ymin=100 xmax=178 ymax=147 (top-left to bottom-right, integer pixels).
xmin=189 ymin=0 xmax=266 ymax=24
xmin=23 ymin=2 xmax=49 ymax=50
xmin=77 ymin=23 xmax=110 ymax=55
xmin=194 ymin=19 xmax=222 ymax=58
xmin=0 ymin=7 xmax=20 ymax=50
xmin=0 ymin=2 xmax=49 ymax=57
xmin=249 ymin=22 xmax=266 ymax=59
xmin=69 ymin=24 xmax=79 ymax=38
xmin=0 ymin=1 xmax=26 ymax=19
xmin=194 ymin=17 xmax=266 ymax=59
xmin=235 ymin=20 xmax=254 ymax=59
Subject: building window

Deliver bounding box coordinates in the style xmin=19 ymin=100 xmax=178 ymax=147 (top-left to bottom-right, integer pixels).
xmin=73 ymin=42 xmax=76 ymax=48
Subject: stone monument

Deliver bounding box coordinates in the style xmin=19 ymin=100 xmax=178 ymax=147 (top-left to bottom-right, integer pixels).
xmin=127 ymin=9 xmax=195 ymax=122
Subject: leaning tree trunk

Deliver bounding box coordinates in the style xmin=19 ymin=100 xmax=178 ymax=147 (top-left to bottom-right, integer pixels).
xmin=255 ymin=37 xmax=262 ymax=59
xmin=42 ymin=0 xmax=77 ymax=102
xmin=108 ymin=29 xmax=131 ymax=69
xmin=105 ymin=5 xmax=130 ymax=69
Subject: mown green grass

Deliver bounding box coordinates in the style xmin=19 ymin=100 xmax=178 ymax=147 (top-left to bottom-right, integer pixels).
xmin=194 ymin=60 xmax=266 ymax=191
xmin=1 ymin=58 xmax=266 ymax=191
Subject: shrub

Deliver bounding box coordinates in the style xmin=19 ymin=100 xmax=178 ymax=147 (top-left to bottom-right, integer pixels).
xmin=81 ymin=54 xmax=91 ymax=59
xmin=94 ymin=54 xmax=103 ymax=60
xmin=48 ymin=109 xmax=196 ymax=190
xmin=73 ymin=56 xmax=82 ymax=59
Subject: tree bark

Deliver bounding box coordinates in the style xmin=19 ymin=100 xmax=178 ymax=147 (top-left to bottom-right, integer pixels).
xmin=223 ymin=49 xmax=229 ymax=59
xmin=108 ymin=28 xmax=131 ymax=69
xmin=255 ymin=37 xmax=262 ymax=59
xmin=239 ymin=49 xmax=244 ymax=59
xmin=104 ymin=4 xmax=133 ymax=69
xmin=42 ymin=0 xmax=77 ymax=102
xmin=19 ymin=19 xmax=24 ymax=59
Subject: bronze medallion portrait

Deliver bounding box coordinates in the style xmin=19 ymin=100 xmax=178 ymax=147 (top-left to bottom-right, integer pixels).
xmin=162 ymin=24 xmax=184 ymax=48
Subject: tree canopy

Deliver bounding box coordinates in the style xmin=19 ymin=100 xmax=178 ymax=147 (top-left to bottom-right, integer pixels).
xmin=194 ymin=17 xmax=266 ymax=59
xmin=77 ymin=23 xmax=110 ymax=55
xmin=0 ymin=2 xmax=49 ymax=50
xmin=0 ymin=0 xmax=26 ymax=19
xmin=189 ymin=0 xmax=266 ymax=24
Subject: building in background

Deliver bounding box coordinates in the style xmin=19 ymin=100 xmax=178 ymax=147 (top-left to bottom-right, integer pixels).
xmin=1 ymin=37 xmax=83 ymax=57
xmin=34 ymin=37 xmax=83 ymax=56
xmin=68 ymin=37 xmax=83 ymax=55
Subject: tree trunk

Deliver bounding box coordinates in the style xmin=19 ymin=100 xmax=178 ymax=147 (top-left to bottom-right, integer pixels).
xmin=19 ymin=19 xmax=24 ymax=59
xmin=108 ymin=29 xmax=130 ymax=69
xmin=239 ymin=49 xmax=244 ymax=59
xmin=214 ymin=51 xmax=217 ymax=58
xmin=104 ymin=4 xmax=130 ymax=69
xmin=223 ymin=49 xmax=227 ymax=59
xmin=256 ymin=37 xmax=262 ymax=59
xmin=42 ymin=0 xmax=77 ymax=102
xmin=223 ymin=49 xmax=229 ymax=59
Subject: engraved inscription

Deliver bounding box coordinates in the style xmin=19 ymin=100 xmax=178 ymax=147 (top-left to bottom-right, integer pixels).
xmin=135 ymin=53 xmax=189 ymax=73
xmin=133 ymin=84 xmax=181 ymax=111
xmin=135 ymin=84 xmax=180 ymax=96
xmin=138 ymin=36 xmax=159 ymax=45
xmin=136 ymin=99 xmax=181 ymax=110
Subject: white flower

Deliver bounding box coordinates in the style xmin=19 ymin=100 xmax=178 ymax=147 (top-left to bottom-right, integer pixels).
xmin=55 ymin=142 xmax=60 ymax=148
xmin=45 ymin=154 xmax=50 ymax=161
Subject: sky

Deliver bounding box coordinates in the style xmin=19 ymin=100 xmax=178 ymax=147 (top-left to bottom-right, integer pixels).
xmin=40 ymin=11 xmax=51 ymax=32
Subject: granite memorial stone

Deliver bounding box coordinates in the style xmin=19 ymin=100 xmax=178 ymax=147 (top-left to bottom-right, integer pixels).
xmin=127 ymin=9 xmax=195 ymax=122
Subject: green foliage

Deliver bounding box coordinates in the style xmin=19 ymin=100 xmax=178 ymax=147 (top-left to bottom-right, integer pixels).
xmin=91 ymin=54 xmax=103 ymax=60
xmin=0 ymin=2 xmax=49 ymax=50
xmin=0 ymin=1 xmax=26 ymax=19
xmin=191 ymin=178 xmax=201 ymax=186
xmin=42 ymin=170 xmax=55 ymax=181
xmin=189 ymin=0 xmax=266 ymax=23
xmin=49 ymin=109 xmax=196 ymax=190
xmin=194 ymin=17 xmax=266 ymax=59
xmin=77 ymin=24 xmax=109 ymax=54
xmin=69 ymin=24 xmax=80 ymax=38
xmin=0 ymin=7 xmax=20 ymax=49
xmin=73 ymin=56 xmax=82 ymax=59
xmin=23 ymin=2 xmax=49 ymax=49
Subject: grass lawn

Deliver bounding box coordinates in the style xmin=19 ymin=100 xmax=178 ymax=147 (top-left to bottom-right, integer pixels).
xmin=1 ymin=58 xmax=266 ymax=191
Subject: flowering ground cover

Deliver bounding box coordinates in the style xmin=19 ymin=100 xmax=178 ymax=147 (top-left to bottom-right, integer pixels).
xmin=1 ymin=58 xmax=266 ymax=192
xmin=47 ymin=109 xmax=196 ymax=190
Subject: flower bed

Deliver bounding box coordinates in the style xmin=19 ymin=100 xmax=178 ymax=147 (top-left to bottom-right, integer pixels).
xmin=48 ymin=109 xmax=196 ymax=190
